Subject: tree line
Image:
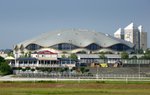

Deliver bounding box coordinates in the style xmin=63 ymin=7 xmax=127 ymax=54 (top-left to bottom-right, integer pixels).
xmin=0 ymin=56 xmax=12 ymax=75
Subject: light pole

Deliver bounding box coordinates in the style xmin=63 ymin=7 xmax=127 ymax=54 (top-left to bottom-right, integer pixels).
xmin=96 ymin=63 xmax=99 ymax=79
xmin=69 ymin=40 xmax=72 ymax=78
xmin=69 ymin=40 xmax=72 ymax=64
xmin=78 ymin=56 xmax=81 ymax=79
xmin=15 ymin=52 xmax=18 ymax=67
xmin=138 ymin=59 xmax=141 ymax=79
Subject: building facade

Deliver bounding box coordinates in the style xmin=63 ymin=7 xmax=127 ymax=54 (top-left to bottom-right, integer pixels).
xmin=14 ymin=29 xmax=134 ymax=57
xmin=138 ymin=25 xmax=147 ymax=50
xmin=114 ymin=28 xmax=124 ymax=39
xmin=114 ymin=23 xmax=147 ymax=51
xmin=124 ymin=23 xmax=140 ymax=50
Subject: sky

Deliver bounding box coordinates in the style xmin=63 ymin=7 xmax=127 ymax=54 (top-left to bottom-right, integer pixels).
xmin=0 ymin=0 xmax=150 ymax=49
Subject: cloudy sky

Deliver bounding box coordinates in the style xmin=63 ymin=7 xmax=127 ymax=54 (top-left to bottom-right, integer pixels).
xmin=0 ymin=0 xmax=150 ymax=49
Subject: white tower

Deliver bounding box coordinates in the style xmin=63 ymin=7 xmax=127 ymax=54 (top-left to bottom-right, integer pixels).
xmin=138 ymin=25 xmax=147 ymax=50
xmin=114 ymin=28 xmax=124 ymax=39
xmin=124 ymin=23 xmax=140 ymax=50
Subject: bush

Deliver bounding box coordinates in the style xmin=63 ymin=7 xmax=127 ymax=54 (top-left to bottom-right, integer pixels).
xmin=0 ymin=56 xmax=12 ymax=75
xmin=121 ymin=52 xmax=129 ymax=59
xmin=0 ymin=62 xmax=12 ymax=75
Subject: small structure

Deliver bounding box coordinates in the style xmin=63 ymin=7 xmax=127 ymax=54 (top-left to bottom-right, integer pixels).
xmin=113 ymin=60 xmax=123 ymax=67
xmin=58 ymin=58 xmax=77 ymax=69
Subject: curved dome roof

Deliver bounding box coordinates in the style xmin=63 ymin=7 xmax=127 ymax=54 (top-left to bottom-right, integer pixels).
xmin=17 ymin=29 xmax=134 ymax=48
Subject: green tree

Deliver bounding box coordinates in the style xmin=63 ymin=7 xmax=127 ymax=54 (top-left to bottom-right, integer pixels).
xmin=64 ymin=67 xmax=69 ymax=72
xmin=0 ymin=56 xmax=5 ymax=63
xmin=0 ymin=62 xmax=12 ymax=75
xmin=7 ymin=52 xmax=14 ymax=57
xmin=0 ymin=56 xmax=12 ymax=75
xmin=130 ymin=55 xmax=137 ymax=59
xmin=139 ymin=49 xmax=150 ymax=59
xmin=22 ymin=68 xmax=26 ymax=72
xmin=99 ymin=53 xmax=107 ymax=63
xmin=80 ymin=67 xmax=85 ymax=74
xmin=69 ymin=53 xmax=78 ymax=60
xmin=24 ymin=53 xmax=28 ymax=57
xmin=121 ymin=52 xmax=129 ymax=59
xmin=138 ymin=49 xmax=144 ymax=54
xmin=80 ymin=67 xmax=89 ymax=74
xmin=61 ymin=55 xmax=67 ymax=58
xmin=99 ymin=53 xmax=107 ymax=59
xmin=28 ymin=51 xmax=32 ymax=57
xmin=26 ymin=67 xmax=31 ymax=70
xmin=77 ymin=51 xmax=87 ymax=54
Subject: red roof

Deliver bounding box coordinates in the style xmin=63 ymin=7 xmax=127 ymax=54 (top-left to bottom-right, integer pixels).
xmin=37 ymin=50 xmax=57 ymax=54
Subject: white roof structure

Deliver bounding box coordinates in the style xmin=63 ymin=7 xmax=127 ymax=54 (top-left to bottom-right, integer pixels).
xmin=5 ymin=56 xmax=15 ymax=60
xmin=138 ymin=25 xmax=143 ymax=32
xmin=114 ymin=28 xmax=124 ymax=35
xmin=16 ymin=29 xmax=134 ymax=49
xmin=124 ymin=22 xmax=138 ymax=29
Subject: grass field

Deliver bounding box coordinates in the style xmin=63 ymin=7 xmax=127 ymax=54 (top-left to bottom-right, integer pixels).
xmin=0 ymin=81 xmax=150 ymax=95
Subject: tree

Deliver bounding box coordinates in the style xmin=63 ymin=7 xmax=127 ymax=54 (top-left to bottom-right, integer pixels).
xmin=64 ymin=67 xmax=69 ymax=71
xmin=31 ymin=68 xmax=35 ymax=72
xmin=28 ymin=51 xmax=32 ymax=57
xmin=26 ymin=67 xmax=31 ymax=70
xmin=80 ymin=67 xmax=85 ymax=74
xmin=130 ymin=55 xmax=137 ymax=59
xmin=139 ymin=49 xmax=150 ymax=59
xmin=22 ymin=68 xmax=26 ymax=72
xmin=99 ymin=53 xmax=107 ymax=59
xmin=99 ymin=53 xmax=107 ymax=63
xmin=77 ymin=51 xmax=87 ymax=54
xmin=24 ymin=53 xmax=28 ymax=57
xmin=7 ymin=52 xmax=14 ymax=57
xmin=121 ymin=52 xmax=129 ymax=59
xmin=0 ymin=62 xmax=12 ymax=75
xmin=0 ymin=56 xmax=5 ymax=64
xmin=138 ymin=49 xmax=144 ymax=54
xmin=80 ymin=67 xmax=89 ymax=74
xmin=0 ymin=57 xmax=12 ymax=75
xmin=61 ymin=55 xmax=67 ymax=58
xmin=68 ymin=53 xmax=78 ymax=60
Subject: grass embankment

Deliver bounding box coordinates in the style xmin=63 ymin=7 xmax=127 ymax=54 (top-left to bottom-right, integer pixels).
xmin=0 ymin=81 xmax=150 ymax=95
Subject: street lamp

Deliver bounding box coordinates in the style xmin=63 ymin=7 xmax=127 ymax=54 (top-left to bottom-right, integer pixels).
xmin=68 ymin=40 xmax=72 ymax=78
xmin=96 ymin=64 xmax=99 ymax=79
xmin=69 ymin=40 xmax=72 ymax=64
xmin=138 ymin=59 xmax=141 ymax=79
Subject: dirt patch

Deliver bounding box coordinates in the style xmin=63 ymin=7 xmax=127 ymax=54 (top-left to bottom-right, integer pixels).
xmin=0 ymin=82 xmax=150 ymax=89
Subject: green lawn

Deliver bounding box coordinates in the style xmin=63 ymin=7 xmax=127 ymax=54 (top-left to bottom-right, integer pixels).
xmin=0 ymin=81 xmax=150 ymax=95
xmin=1 ymin=88 xmax=150 ymax=95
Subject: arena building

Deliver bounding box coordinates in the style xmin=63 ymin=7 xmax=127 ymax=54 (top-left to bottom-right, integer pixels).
xmin=14 ymin=29 xmax=134 ymax=57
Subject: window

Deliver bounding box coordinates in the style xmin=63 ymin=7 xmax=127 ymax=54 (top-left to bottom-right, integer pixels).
xmin=24 ymin=61 xmax=27 ymax=64
xmin=34 ymin=61 xmax=37 ymax=64
xmin=26 ymin=44 xmax=42 ymax=50
xmin=29 ymin=61 xmax=32 ymax=64
xmin=86 ymin=43 xmax=101 ymax=50
xmin=19 ymin=61 xmax=23 ymax=64
xmin=51 ymin=43 xmax=78 ymax=50
xmin=109 ymin=44 xmax=130 ymax=51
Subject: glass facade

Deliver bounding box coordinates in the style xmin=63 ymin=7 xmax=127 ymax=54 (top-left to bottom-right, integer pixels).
xmin=109 ymin=44 xmax=130 ymax=51
xmin=26 ymin=44 xmax=42 ymax=50
xmin=51 ymin=43 xmax=79 ymax=50
xmin=25 ymin=43 xmax=131 ymax=52
xmin=86 ymin=43 xmax=101 ymax=50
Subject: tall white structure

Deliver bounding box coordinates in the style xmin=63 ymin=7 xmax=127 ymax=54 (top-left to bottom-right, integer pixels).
xmin=114 ymin=28 xmax=124 ymax=39
xmin=124 ymin=23 xmax=140 ymax=50
xmin=138 ymin=25 xmax=147 ymax=50
xmin=114 ymin=23 xmax=147 ymax=51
